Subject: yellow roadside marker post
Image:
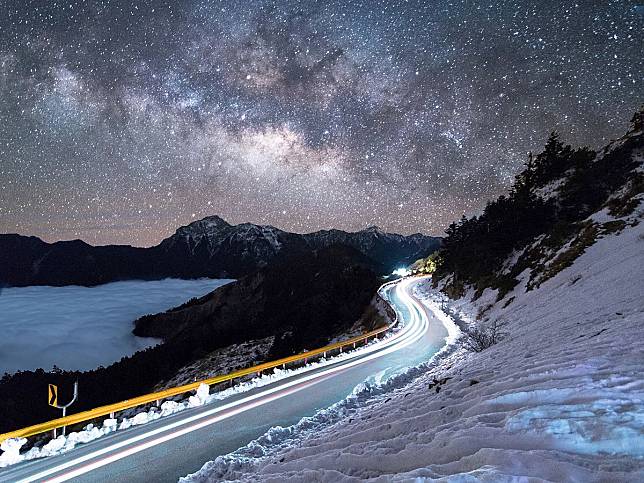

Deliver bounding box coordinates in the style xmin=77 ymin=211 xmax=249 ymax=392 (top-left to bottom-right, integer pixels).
xmin=48 ymin=381 xmax=78 ymax=438
xmin=48 ymin=384 xmax=58 ymax=407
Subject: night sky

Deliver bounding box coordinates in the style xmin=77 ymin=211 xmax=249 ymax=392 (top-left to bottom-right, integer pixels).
xmin=1 ymin=1 xmax=642 ymax=246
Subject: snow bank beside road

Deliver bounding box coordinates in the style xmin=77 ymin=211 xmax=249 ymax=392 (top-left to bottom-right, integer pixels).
xmin=184 ymin=218 xmax=644 ymax=481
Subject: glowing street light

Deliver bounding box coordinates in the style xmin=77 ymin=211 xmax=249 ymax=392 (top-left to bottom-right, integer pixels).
xmin=393 ymin=268 xmax=410 ymax=277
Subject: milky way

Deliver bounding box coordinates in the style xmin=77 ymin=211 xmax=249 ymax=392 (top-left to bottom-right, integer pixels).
xmin=1 ymin=1 xmax=642 ymax=246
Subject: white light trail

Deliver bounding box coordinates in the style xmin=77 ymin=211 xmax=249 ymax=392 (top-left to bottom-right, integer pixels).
xmin=20 ymin=277 xmax=430 ymax=483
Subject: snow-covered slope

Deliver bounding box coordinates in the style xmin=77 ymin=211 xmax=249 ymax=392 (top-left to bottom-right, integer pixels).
xmin=182 ymin=198 xmax=644 ymax=481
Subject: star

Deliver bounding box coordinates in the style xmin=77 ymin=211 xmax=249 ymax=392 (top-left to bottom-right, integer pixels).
xmin=0 ymin=1 xmax=641 ymax=246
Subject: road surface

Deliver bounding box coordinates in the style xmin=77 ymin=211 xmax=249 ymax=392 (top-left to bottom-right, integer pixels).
xmin=0 ymin=276 xmax=448 ymax=483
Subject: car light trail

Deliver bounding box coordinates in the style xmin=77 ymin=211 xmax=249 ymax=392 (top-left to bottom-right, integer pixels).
xmin=15 ymin=277 xmax=432 ymax=483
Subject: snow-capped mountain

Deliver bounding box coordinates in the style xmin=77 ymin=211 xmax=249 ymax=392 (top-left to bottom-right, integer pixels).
xmin=150 ymin=216 xmax=310 ymax=280
xmin=0 ymin=217 xmax=441 ymax=286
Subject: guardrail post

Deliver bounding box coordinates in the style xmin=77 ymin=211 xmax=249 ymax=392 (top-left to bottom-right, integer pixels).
xmin=61 ymin=407 xmax=67 ymax=436
xmin=323 ymin=351 xmax=326 ymax=358
xmin=110 ymin=412 xmax=114 ymax=419
xmin=282 ymin=363 xmax=286 ymax=369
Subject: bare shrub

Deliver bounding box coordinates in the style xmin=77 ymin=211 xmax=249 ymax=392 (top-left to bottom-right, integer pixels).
xmin=463 ymin=320 xmax=507 ymax=352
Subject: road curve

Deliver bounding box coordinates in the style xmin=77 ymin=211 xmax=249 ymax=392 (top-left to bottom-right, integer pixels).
xmin=0 ymin=276 xmax=448 ymax=483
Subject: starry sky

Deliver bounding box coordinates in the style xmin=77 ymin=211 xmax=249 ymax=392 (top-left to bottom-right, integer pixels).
xmin=1 ymin=1 xmax=642 ymax=246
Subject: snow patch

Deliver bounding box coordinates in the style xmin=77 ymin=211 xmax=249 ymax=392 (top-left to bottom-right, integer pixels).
xmin=188 ymin=383 xmax=210 ymax=407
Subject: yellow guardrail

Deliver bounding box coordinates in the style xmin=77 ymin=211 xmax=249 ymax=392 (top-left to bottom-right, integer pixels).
xmin=0 ymin=282 xmax=399 ymax=444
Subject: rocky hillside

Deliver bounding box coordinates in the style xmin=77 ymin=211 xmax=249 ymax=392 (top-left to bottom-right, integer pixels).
xmin=303 ymin=226 xmax=437 ymax=273
xmin=133 ymin=244 xmax=382 ymax=356
xmin=0 ymin=218 xmax=440 ymax=287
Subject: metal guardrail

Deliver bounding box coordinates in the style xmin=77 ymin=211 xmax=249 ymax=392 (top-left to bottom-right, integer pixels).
xmin=0 ymin=281 xmax=400 ymax=444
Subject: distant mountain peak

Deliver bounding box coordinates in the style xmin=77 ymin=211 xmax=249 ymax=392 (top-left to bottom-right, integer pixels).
xmin=175 ymin=215 xmax=231 ymax=237
xmin=191 ymin=215 xmax=231 ymax=228
xmin=362 ymin=225 xmax=383 ymax=233
xmin=201 ymin=214 xmax=230 ymax=224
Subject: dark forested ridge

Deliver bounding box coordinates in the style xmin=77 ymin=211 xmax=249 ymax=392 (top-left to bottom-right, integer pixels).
xmin=434 ymin=109 xmax=644 ymax=299
xmin=0 ymin=220 xmax=440 ymax=286
xmin=0 ymin=245 xmax=382 ymax=433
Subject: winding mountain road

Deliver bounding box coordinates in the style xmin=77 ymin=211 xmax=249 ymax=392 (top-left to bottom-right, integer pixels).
xmin=0 ymin=276 xmax=448 ymax=483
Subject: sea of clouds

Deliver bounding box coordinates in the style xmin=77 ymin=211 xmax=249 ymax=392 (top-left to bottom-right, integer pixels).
xmin=0 ymin=278 xmax=231 ymax=374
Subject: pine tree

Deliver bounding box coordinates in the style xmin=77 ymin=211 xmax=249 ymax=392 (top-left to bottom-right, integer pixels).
xmin=532 ymin=131 xmax=574 ymax=185
xmin=543 ymin=131 xmax=563 ymax=157
xmin=630 ymin=106 xmax=644 ymax=132
xmin=514 ymin=151 xmax=536 ymax=193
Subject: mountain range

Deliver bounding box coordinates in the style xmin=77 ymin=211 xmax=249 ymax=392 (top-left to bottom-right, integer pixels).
xmin=0 ymin=217 xmax=441 ymax=286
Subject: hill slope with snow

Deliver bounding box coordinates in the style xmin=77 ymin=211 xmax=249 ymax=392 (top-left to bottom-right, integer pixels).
xmin=182 ymin=213 xmax=644 ymax=482
xmin=181 ymin=115 xmax=644 ymax=482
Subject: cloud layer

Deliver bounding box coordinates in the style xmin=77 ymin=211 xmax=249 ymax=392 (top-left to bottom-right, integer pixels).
xmin=0 ymin=278 xmax=229 ymax=373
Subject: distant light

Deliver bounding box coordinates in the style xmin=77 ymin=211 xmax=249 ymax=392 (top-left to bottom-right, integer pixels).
xmin=393 ymin=268 xmax=410 ymax=277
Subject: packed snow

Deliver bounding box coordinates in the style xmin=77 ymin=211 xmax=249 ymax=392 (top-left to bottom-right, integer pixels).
xmin=0 ymin=278 xmax=231 ymax=373
xmin=182 ymin=208 xmax=644 ymax=481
